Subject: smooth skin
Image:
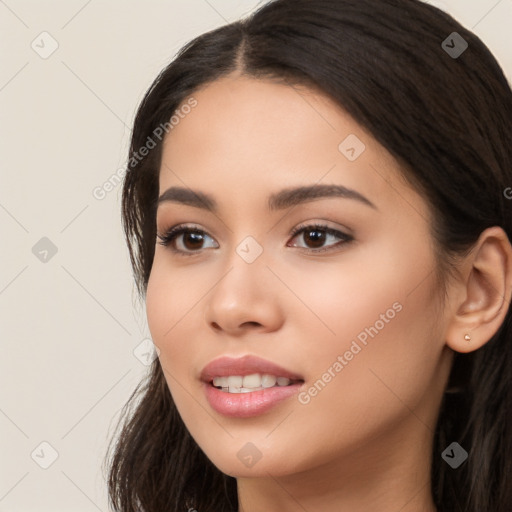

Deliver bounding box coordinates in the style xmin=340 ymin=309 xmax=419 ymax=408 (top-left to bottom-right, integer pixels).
xmin=145 ymin=73 xmax=512 ymax=512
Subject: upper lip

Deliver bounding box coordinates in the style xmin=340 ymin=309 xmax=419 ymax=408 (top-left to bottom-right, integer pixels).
xmin=200 ymin=355 xmax=304 ymax=383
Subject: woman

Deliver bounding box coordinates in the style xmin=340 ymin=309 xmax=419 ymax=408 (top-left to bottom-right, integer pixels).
xmin=103 ymin=0 xmax=512 ymax=510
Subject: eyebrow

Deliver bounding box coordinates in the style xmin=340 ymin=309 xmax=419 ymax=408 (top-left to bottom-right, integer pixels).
xmin=157 ymin=184 xmax=377 ymax=212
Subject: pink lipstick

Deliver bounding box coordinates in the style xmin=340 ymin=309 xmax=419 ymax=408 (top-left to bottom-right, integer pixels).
xmin=200 ymin=355 xmax=304 ymax=418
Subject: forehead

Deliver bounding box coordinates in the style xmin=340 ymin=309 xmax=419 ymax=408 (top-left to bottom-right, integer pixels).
xmin=158 ymin=75 xmax=426 ymax=219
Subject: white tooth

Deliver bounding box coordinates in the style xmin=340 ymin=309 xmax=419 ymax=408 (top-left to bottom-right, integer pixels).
xmin=228 ymin=385 xmax=241 ymax=393
xmin=276 ymin=377 xmax=291 ymax=386
xmin=239 ymin=387 xmax=253 ymax=393
xmin=227 ymin=376 xmax=243 ymax=387
xmin=261 ymin=374 xmax=277 ymax=388
xmin=213 ymin=376 xmax=229 ymax=387
xmin=243 ymin=373 xmax=262 ymax=388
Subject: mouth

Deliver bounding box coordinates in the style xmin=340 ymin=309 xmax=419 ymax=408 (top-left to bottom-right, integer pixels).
xmin=200 ymin=354 xmax=305 ymax=417
xmin=209 ymin=373 xmax=304 ymax=393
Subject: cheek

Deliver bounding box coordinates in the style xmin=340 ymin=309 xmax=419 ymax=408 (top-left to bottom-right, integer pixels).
xmin=281 ymin=247 xmax=429 ymax=374
xmin=145 ymin=261 xmax=207 ymax=421
xmin=296 ymin=290 xmax=440 ymax=443
xmin=146 ymin=257 xmax=199 ymax=339
xmin=145 ymin=258 xmax=203 ymax=369
xmin=286 ymin=241 xmax=442 ymax=419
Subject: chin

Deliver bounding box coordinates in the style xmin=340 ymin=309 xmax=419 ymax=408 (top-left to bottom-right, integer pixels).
xmin=202 ymin=443 xmax=298 ymax=478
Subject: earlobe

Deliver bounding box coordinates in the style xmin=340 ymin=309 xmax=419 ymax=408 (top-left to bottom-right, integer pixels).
xmin=445 ymin=226 xmax=512 ymax=354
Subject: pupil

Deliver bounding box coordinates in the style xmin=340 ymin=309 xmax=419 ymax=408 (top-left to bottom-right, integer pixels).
xmin=184 ymin=232 xmax=204 ymax=249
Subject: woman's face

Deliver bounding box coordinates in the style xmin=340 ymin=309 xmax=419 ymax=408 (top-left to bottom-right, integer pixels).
xmin=146 ymin=75 xmax=453 ymax=479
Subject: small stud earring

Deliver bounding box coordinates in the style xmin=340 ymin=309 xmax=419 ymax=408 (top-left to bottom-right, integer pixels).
xmin=464 ymin=334 xmax=471 ymax=341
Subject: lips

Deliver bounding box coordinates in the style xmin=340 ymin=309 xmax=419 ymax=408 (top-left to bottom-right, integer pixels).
xmin=200 ymin=354 xmax=304 ymax=383
xmin=200 ymin=355 xmax=305 ymax=418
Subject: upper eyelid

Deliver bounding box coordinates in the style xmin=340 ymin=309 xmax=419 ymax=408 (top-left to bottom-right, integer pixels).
xmin=290 ymin=222 xmax=350 ymax=236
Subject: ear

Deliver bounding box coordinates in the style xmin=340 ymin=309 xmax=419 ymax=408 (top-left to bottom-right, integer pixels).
xmin=445 ymin=226 xmax=512 ymax=354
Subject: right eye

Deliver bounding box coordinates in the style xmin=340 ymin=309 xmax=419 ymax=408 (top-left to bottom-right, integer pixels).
xmin=157 ymin=224 xmax=219 ymax=256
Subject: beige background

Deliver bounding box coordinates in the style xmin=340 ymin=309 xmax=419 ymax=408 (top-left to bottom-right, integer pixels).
xmin=1 ymin=1 xmax=511 ymax=510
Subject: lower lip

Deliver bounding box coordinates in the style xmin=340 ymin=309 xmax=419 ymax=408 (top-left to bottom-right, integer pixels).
xmin=203 ymin=381 xmax=303 ymax=418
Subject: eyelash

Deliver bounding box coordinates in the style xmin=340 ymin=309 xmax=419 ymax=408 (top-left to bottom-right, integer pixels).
xmin=156 ymin=223 xmax=353 ymax=257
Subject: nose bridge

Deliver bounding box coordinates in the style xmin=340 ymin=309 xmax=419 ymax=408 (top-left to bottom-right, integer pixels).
xmin=220 ymin=207 xmax=269 ymax=270
xmin=234 ymin=233 xmax=266 ymax=267
xmin=203 ymin=229 xmax=284 ymax=332
xmin=217 ymin=231 xmax=267 ymax=296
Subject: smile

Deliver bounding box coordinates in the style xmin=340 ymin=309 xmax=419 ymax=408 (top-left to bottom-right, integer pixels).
xmin=212 ymin=373 xmax=299 ymax=393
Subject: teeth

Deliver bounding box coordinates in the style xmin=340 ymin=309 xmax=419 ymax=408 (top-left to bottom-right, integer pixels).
xmin=243 ymin=373 xmax=261 ymax=388
xmin=261 ymin=374 xmax=277 ymax=388
xmin=228 ymin=376 xmax=243 ymax=388
xmin=212 ymin=373 xmax=293 ymax=393
xmin=213 ymin=376 xmax=229 ymax=388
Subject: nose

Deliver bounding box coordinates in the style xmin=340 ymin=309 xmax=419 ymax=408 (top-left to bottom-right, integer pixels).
xmin=203 ymin=254 xmax=285 ymax=336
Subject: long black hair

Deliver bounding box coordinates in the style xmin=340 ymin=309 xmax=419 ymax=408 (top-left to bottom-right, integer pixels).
xmin=103 ymin=1 xmax=512 ymax=510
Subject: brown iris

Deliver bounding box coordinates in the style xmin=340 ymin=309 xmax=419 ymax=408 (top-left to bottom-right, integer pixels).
xmin=303 ymin=229 xmax=326 ymax=249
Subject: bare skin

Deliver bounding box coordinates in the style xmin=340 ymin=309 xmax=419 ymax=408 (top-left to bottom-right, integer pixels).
xmin=145 ymin=73 xmax=512 ymax=512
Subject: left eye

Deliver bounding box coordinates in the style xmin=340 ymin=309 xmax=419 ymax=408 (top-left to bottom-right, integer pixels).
xmin=288 ymin=224 xmax=353 ymax=252
xmin=156 ymin=223 xmax=353 ymax=256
